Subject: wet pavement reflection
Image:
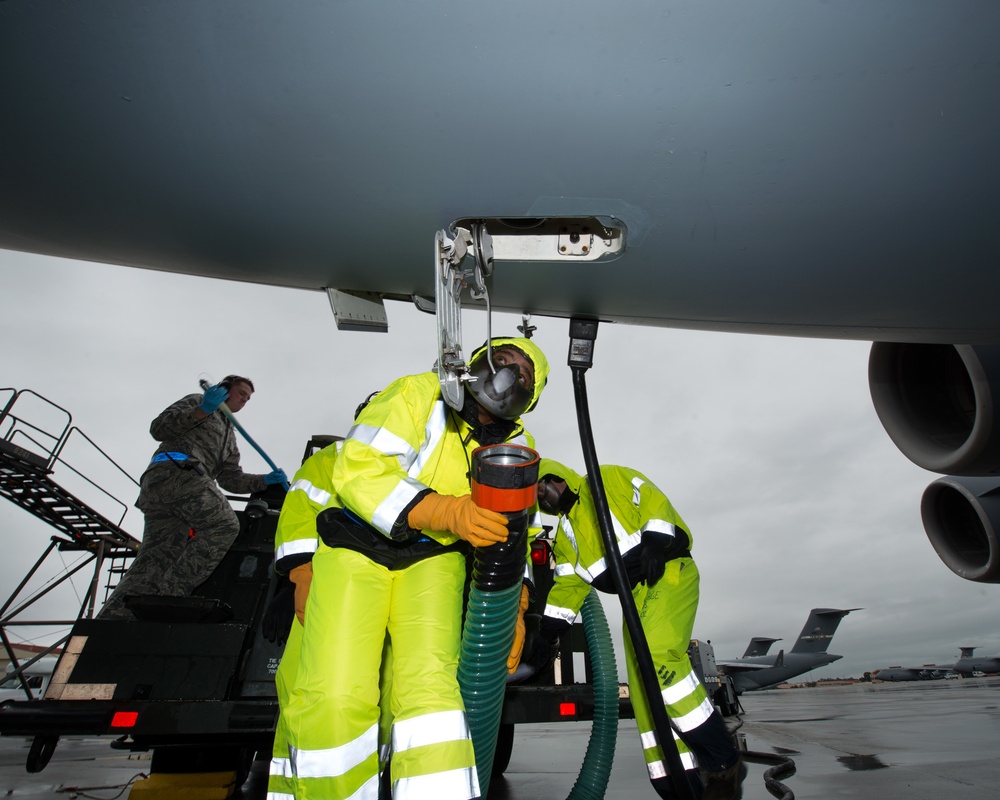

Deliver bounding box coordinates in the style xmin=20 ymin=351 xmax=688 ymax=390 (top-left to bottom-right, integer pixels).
xmin=2 ymin=677 xmax=999 ymax=798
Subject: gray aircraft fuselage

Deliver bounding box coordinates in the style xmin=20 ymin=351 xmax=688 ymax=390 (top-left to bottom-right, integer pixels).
xmin=730 ymin=652 xmax=842 ymax=693
xmin=953 ymin=649 xmax=1000 ymax=675
xmin=5 ymin=3 xmax=1000 ymax=590
xmin=2 ymin=1 xmax=999 ymax=343
xmin=871 ymin=666 xmax=950 ymax=682
xmin=718 ymin=608 xmax=857 ymax=692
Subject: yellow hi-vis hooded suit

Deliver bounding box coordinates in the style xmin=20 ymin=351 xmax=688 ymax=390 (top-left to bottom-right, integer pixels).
xmin=537 ymin=459 xmax=725 ymax=782
xmin=285 ymin=338 xmax=548 ymax=800
xmin=269 ymin=441 xmax=396 ymax=799
xmin=267 ymin=441 xmax=339 ymax=800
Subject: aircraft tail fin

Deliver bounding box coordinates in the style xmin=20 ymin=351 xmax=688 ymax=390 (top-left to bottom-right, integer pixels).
xmin=773 ymin=649 xmax=785 ymax=667
xmin=789 ymin=608 xmax=860 ymax=654
xmin=742 ymin=637 xmax=782 ymax=657
xmin=959 ymin=646 xmax=978 ymax=658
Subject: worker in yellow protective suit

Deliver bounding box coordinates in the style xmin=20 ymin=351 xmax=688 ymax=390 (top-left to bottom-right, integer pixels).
xmin=283 ymin=336 xmax=549 ymax=799
xmin=261 ymin=439 xmax=361 ymax=799
xmin=525 ymin=459 xmax=742 ymax=800
xmin=263 ymin=415 xmax=394 ymax=798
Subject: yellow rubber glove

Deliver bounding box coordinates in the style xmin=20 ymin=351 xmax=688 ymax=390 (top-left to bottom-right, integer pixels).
xmin=408 ymin=493 xmax=509 ymax=547
xmin=290 ymin=562 xmax=313 ymax=625
xmin=507 ymin=582 xmax=532 ymax=674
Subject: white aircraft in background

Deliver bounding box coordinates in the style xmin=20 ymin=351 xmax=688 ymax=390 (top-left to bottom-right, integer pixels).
xmin=2 ymin=1 xmax=1000 ymax=583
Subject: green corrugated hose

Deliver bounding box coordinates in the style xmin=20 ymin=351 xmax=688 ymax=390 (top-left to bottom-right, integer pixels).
xmin=459 ymin=580 xmax=522 ymax=797
xmin=567 ymin=590 xmax=618 ymax=800
xmin=459 ymin=587 xmax=619 ymax=800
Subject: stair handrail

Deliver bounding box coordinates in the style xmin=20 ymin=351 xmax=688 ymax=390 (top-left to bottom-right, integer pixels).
xmin=0 ymin=388 xmax=73 ymax=470
xmin=60 ymin=426 xmax=140 ymax=529
xmin=0 ymin=387 xmax=138 ymax=537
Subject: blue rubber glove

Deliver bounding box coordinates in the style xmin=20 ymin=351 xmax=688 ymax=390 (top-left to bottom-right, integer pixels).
xmin=199 ymin=383 xmax=230 ymax=414
xmin=263 ymin=468 xmax=288 ymax=486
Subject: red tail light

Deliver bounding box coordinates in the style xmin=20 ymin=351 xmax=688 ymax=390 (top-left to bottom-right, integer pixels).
xmin=559 ymin=702 xmax=577 ymax=717
xmin=530 ymin=540 xmax=550 ymax=566
xmin=111 ymin=711 xmax=138 ymax=728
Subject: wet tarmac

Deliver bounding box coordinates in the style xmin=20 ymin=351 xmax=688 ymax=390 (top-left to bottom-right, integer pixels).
xmin=2 ymin=677 xmax=999 ymax=798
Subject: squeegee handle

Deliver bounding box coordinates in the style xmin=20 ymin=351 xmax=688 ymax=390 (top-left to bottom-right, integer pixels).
xmin=199 ymin=379 xmax=290 ymax=490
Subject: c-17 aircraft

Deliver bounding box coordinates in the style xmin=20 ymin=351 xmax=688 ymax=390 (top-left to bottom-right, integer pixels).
xmin=742 ymin=638 xmax=782 ymax=658
xmin=3 ymin=3 xmax=1000 ymax=584
xmin=716 ymin=608 xmax=858 ymax=693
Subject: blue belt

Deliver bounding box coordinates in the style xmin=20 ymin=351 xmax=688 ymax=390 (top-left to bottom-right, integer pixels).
xmin=150 ymin=452 xmax=190 ymax=465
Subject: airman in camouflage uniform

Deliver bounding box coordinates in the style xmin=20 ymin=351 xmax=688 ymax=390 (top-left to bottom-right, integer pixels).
xmin=100 ymin=376 xmax=285 ymax=620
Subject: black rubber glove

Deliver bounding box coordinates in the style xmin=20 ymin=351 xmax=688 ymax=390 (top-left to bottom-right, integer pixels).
xmin=523 ymin=615 xmax=572 ymax=674
xmin=639 ymin=531 xmax=676 ymax=588
xmin=261 ymin=575 xmax=296 ymax=645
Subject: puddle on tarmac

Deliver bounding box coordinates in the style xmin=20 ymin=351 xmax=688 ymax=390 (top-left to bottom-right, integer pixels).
xmin=837 ymin=754 xmax=889 ymax=771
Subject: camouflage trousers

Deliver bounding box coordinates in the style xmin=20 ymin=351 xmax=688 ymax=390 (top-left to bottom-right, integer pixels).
xmin=99 ymin=465 xmax=240 ymax=620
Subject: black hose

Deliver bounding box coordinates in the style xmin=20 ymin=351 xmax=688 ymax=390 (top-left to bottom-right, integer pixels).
xmin=743 ymin=749 xmax=797 ymax=800
xmin=567 ymin=319 xmax=697 ymax=800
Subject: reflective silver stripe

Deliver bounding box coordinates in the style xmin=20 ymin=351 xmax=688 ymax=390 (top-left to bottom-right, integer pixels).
xmin=560 ymin=518 xmax=594 ymax=582
xmin=655 ymin=751 xmax=697 ymax=772
xmin=623 ymin=530 xmax=643 ymax=552
xmin=276 ymin=538 xmax=318 ymax=561
xmin=560 ymin=517 xmax=579 ymax=555
xmin=290 ymin=722 xmax=378 ymax=779
xmin=640 ymin=725 xmax=684 ymax=744
xmin=670 ymin=697 xmax=715 ymax=732
xmin=372 ymin=476 xmax=424 ymax=534
xmin=393 ymin=709 xmax=470 ymax=752
xmin=410 ymin=400 xmax=448 ymax=478
xmin=661 ymin=670 xmax=702 ymax=706
xmin=394 ymin=766 xmax=480 ymax=800
xmin=578 ymin=555 xmax=605 ymax=582
xmin=641 ymin=730 xmax=697 ymax=775
xmin=580 ymin=517 xmax=641 ymax=581
xmin=554 ymin=562 xmax=575 ymax=577
xmin=543 ymin=605 xmax=577 ymax=624
xmin=343 ymin=774 xmax=380 ymax=800
xmin=631 ymin=477 xmax=678 ymax=538
xmin=643 ymin=518 xmax=676 ymax=537
xmin=290 ymin=477 xmax=332 ymax=507
xmin=528 ymin=508 xmax=543 ymax=531
xmin=266 ymin=792 xmax=295 ymax=800
xmin=269 ymin=756 xmax=293 ymax=778
xmin=347 ymin=422 xmax=417 ymax=469
xmin=352 ymin=403 xmax=449 ymax=533
xmin=510 ymin=431 xmax=530 ymax=447
xmin=632 ymin=476 xmax=644 ymax=506
xmin=646 ymin=759 xmax=667 ymax=779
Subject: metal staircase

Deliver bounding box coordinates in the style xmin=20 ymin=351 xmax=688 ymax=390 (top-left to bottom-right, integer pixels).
xmin=0 ymin=439 xmax=136 ymax=551
xmin=0 ymin=387 xmax=140 ymax=672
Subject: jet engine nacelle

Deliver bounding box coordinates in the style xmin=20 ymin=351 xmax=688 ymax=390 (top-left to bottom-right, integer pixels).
xmin=868 ymin=343 xmax=1000 ymax=477
xmin=869 ymin=344 xmax=1000 ymax=582
xmin=920 ymin=477 xmax=1000 ymax=583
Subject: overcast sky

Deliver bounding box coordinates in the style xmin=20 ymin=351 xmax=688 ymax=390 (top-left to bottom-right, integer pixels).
xmin=2 ymin=248 xmax=997 ymax=681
